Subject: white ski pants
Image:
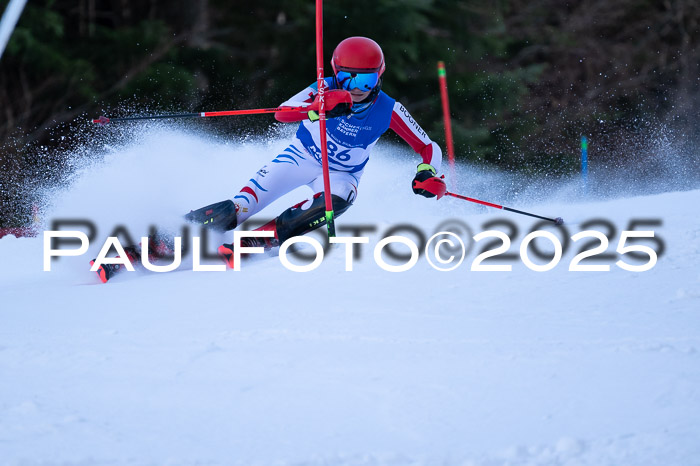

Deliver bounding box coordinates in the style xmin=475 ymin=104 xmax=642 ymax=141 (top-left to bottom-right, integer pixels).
xmin=232 ymin=137 xmax=361 ymax=224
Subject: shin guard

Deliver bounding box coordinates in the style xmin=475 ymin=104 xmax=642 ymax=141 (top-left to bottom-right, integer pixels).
xmin=274 ymin=193 xmax=352 ymax=243
xmin=184 ymin=199 xmax=238 ymax=232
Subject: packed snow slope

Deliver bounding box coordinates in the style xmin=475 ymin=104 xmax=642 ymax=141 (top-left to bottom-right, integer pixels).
xmin=1 ymin=128 xmax=699 ymax=466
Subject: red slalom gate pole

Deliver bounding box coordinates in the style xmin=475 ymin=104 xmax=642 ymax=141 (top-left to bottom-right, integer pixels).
xmin=437 ymin=61 xmax=456 ymax=189
xmin=445 ymin=191 xmax=564 ymax=225
xmin=315 ymin=0 xmax=335 ymax=237
xmin=91 ymin=106 xmax=310 ymax=125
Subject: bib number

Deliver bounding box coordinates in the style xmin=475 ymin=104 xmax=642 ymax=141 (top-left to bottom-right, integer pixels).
xmin=326 ymin=141 xmax=351 ymax=162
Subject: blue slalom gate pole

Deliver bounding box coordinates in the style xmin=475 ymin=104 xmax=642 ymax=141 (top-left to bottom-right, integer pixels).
xmin=581 ymin=136 xmax=589 ymax=194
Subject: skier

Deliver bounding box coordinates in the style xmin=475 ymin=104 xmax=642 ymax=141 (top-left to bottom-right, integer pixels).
xmin=91 ymin=36 xmax=446 ymax=281
xmin=190 ymin=36 xmax=447 ymax=268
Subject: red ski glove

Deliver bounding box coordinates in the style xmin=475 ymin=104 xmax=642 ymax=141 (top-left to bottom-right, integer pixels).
xmin=412 ymin=163 xmax=447 ymax=199
xmin=307 ymin=89 xmax=353 ymax=121
xmin=275 ymin=89 xmax=353 ymax=123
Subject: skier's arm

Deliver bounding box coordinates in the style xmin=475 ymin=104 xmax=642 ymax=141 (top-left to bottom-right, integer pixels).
xmin=390 ymin=102 xmax=446 ymax=198
xmin=389 ymin=102 xmax=443 ymax=173
xmin=275 ymin=87 xmax=315 ymax=122
xmin=275 ymin=86 xmax=353 ymax=123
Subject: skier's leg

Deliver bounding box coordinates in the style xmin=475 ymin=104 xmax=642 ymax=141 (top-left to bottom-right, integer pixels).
xmin=274 ymin=169 xmax=360 ymax=242
xmin=103 ymin=141 xmax=311 ymax=268
xmin=182 ymin=141 xmax=314 ymax=231
xmin=218 ymin=169 xmax=361 ymax=269
xmin=246 ymin=169 xmax=360 ymax=243
xmin=217 ymin=191 xmax=354 ymax=269
xmin=232 ymin=141 xmax=316 ymax=225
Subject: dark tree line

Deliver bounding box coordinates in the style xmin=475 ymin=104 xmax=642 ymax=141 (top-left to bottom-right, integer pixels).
xmin=1 ymin=0 xmax=699 ymax=227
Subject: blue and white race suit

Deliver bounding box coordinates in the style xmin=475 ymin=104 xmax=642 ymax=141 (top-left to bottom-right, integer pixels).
xmin=233 ymin=78 xmax=442 ymax=224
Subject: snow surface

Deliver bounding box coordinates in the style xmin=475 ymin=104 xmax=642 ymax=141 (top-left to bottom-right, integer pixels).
xmin=1 ymin=128 xmax=700 ymax=465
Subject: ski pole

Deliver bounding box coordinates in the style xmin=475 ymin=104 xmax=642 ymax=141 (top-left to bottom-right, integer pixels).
xmin=413 ymin=174 xmax=564 ymax=225
xmin=445 ymin=191 xmax=564 ymax=225
xmin=91 ymin=105 xmax=310 ymax=125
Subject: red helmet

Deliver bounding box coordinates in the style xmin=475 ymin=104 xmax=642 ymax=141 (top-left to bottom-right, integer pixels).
xmin=331 ymin=37 xmax=385 ymax=77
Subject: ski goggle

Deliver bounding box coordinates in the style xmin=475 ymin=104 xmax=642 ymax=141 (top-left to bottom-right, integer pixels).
xmin=335 ymin=71 xmax=379 ymax=91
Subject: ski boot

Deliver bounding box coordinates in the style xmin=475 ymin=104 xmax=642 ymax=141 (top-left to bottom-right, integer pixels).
xmin=89 ymin=234 xmax=174 ymax=283
xmin=89 ymin=245 xmax=140 ymax=284
xmin=218 ymin=216 xmax=280 ymax=269
xmin=218 ymin=232 xmax=279 ymax=269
